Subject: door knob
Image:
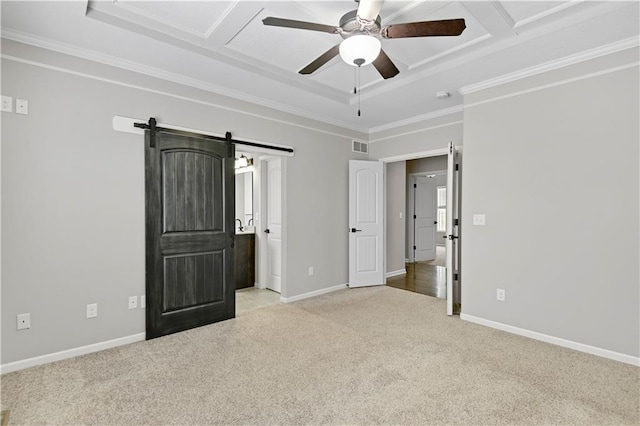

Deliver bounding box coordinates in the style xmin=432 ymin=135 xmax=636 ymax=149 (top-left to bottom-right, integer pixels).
xmin=264 ymin=229 xmax=270 ymax=234
xmin=350 ymin=228 xmax=362 ymax=233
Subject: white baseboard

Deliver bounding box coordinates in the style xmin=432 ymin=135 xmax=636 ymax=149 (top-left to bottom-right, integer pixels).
xmin=1 ymin=332 xmax=146 ymax=374
xmin=386 ymin=269 xmax=406 ymax=278
xmin=460 ymin=314 xmax=640 ymax=367
xmin=280 ymin=283 xmax=347 ymax=303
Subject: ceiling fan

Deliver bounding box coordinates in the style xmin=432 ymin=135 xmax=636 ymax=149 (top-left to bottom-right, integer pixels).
xmin=262 ymin=0 xmax=466 ymax=79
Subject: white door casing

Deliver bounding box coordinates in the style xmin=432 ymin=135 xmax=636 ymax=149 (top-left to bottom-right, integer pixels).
xmin=414 ymin=175 xmax=437 ymax=262
xmin=446 ymin=142 xmax=459 ymax=316
xmin=349 ymin=160 xmax=385 ymax=288
xmin=266 ymin=158 xmax=282 ymax=293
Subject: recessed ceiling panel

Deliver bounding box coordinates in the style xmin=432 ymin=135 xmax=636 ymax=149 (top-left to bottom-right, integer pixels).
xmin=116 ymin=0 xmax=235 ymax=38
xmin=499 ymin=1 xmax=568 ymax=26
xmin=382 ymin=1 xmax=490 ymax=70
xmin=225 ymin=7 xmax=341 ymax=75
xmin=289 ymin=1 xmax=357 ymax=26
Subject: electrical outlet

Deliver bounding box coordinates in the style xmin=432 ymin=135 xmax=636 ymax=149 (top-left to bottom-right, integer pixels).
xmin=16 ymin=99 xmax=28 ymax=115
xmin=1 ymin=95 xmax=12 ymax=112
xmin=128 ymin=296 xmax=138 ymax=309
xmin=496 ymin=288 xmax=506 ymax=302
xmin=86 ymin=303 xmax=98 ymax=318
xmin=17 ymin=313 xmax=31 ymax=330
xmin=140 ymin=295 xmax=146 ymax=309
xmin=308 ymin=266 xmax=314 ymax=276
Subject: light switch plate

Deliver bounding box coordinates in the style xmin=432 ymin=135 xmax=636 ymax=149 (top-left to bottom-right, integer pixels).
xmin=473 ymin=214 xmax=486 ymax=226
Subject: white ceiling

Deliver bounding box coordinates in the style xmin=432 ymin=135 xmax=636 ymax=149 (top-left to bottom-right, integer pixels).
xmin=1 ymin=1 xmax=638 ymax=133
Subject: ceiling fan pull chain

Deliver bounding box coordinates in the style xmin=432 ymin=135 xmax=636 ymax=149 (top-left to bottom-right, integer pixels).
xmin=357 ymin=65 xmax=361 ymax=117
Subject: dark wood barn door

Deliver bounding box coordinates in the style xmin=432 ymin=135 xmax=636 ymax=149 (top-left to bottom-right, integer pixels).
xmin=145 ymin=130 xmax=235 ymax=339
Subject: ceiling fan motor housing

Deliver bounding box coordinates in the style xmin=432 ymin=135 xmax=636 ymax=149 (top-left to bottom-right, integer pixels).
xmin=339 ymin=10 xmax=381 ymax=39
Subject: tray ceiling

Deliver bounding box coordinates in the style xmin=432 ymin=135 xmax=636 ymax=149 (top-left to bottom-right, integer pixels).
xmin=1 ymin=1 xmax=638 ymax=133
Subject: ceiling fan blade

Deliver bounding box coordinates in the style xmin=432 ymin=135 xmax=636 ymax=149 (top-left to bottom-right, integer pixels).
xmin=372 ymin=49 xmax=399 ymax=79
xmin=382 ymin=18 xmax=466 ymax=39
xmin=357 ymin=0 xmax=384 ymax=22
xmin=262 ymin=17 xmax=339 ymax=34
xmin=299 ymin=45 xmax=341 ymax=75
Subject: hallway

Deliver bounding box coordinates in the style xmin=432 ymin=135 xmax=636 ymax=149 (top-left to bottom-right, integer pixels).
xmin=387 ymin=246 xmax=447 ymax=299
xmin=387 ymin=262 xmax=447 ymax=299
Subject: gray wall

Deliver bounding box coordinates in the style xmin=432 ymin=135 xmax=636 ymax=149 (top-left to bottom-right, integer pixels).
xmin=406 ymin=156 xmax=447 ymax=174
xmin=369 ymin=48 xmax=638 ymax=359
xmin=385 ymin=161 xmax=406 ymax=274
xmin=368 ymin=114 xmax=463 ymax=161
xmin=1 ymin=39 xmax=366 ymax=364
xmin=461 ymin=50 xmax=639 ymax=357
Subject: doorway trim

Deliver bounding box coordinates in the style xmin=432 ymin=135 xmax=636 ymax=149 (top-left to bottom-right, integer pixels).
xmin=378 ymin=146 xmax=461 ymax=301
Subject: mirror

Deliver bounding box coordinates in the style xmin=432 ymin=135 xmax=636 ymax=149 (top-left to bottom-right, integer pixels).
xmin=235 ymin=171 xmax=253 ymax=232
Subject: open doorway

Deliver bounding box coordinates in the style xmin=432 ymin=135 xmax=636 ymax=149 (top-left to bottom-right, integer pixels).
xmin=234 ymin=152 xmax=283 ymax=314
xmin=387 ymin=155 xmax=449 ymax=299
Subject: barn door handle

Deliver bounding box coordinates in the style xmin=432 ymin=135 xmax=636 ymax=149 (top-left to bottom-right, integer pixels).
xmin=350 ymin=228 xmax=362 ymax=233
xmin=264 ymin=229 xmax=270 ymax=234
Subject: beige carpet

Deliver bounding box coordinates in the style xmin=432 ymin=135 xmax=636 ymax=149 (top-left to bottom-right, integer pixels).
xmin=1 ymin=286 xmax=638 ymax=425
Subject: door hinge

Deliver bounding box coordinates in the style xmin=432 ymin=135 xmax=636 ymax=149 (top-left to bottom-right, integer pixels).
xmin=455 ymin=163 xmax=459 ymax=171
xmin=454 ymin=218 xmax=459 ymax=226
xmin=414 ymin=183 xmax=417 ymax=188
xmin=413 ymin=245 xmax=416 ymax=250
xmin=413 ymin=214 xmax=417 ymax=219
xmin=454 ymin=273 xmax=459 ymax=281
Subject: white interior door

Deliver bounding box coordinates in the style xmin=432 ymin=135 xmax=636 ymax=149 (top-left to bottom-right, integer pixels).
xmin=414 ymin=176 xmax=437 ymax=262
xmin=265 ymin=158 xmax=282 ymax=293
xmin=349 ymin=160 xmax=384 ymax=288
xmin=446 ymin=142 xmax=459 ymax=315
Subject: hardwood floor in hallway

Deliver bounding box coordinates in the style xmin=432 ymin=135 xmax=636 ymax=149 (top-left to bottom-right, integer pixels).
xmin=386 ymin=262 xmax=447 ymax=299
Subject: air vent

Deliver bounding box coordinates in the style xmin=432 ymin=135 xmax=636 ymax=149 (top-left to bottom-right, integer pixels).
xmin=352 ymin=140 xmax=368 ymax=154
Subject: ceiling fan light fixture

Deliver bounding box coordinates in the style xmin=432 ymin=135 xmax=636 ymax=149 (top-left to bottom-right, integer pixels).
xmin=339 ymin=35 xmax=381 ymax=67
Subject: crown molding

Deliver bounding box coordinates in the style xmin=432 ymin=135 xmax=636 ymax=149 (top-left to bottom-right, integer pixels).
xmin=463 ymin=62 xmax=639 ymax=110
xmin=459 ymin=36 xmax=640 ymax=95
xmin=368 ymin=105 xmax=463 ymax=135
xmin=369 ymin=121 xmax=463 ymax=144
xmin=1 ymin=29 xmax=370 ymax=135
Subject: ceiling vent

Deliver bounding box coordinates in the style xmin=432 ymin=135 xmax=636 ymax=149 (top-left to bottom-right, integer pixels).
xmin=352 ymin=140 xmax=368 ymax=154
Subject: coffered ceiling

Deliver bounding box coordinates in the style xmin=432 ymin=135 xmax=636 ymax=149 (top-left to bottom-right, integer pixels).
xmin=1 ymin=1 xmax=638 ymax=133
